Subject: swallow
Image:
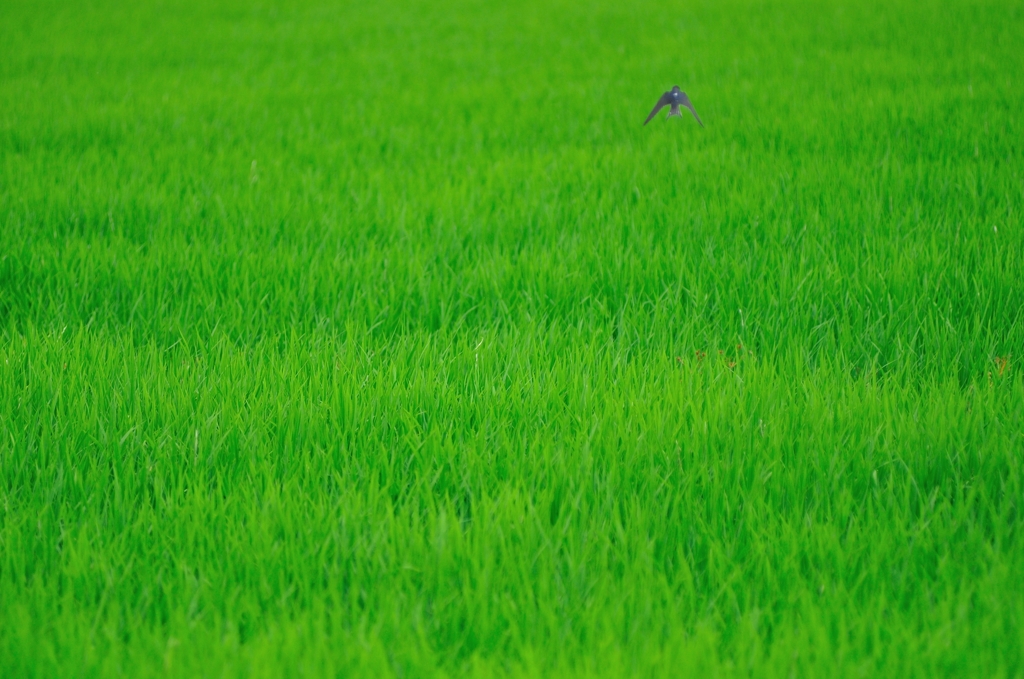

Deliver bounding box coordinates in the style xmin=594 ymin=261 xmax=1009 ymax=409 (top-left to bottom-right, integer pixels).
xmin=644 ymin=86 xmax=703 ymax=127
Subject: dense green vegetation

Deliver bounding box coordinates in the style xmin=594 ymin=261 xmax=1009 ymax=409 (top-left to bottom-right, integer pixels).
xmin=2 ymin=0 xmax=1022 ymax=675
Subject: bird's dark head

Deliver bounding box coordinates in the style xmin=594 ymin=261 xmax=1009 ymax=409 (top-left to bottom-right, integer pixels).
xmin=671 ymin=85 xmax=681 ymax=92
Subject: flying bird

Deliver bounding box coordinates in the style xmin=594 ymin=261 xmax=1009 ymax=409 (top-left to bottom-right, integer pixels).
xmin=644 ymin=86 xmax=703 ymax=127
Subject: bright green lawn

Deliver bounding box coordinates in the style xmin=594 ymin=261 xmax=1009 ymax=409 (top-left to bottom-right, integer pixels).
xmin=2 ymin=0 xmax=1023 ymax=676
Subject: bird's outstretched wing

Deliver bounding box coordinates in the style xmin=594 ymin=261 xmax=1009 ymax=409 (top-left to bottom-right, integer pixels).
xmin=643 ymin=92 xmax=672 ymax=126
xmin=679 ymin=92 xmax=704 ymax=127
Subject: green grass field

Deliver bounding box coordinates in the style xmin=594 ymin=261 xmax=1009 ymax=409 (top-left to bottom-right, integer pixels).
xmin=2 ymin=0 xmax=1023 ymax=675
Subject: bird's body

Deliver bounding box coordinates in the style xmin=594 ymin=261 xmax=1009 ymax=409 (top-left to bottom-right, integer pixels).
xmin=665 ymin=104 xmax=686 ymax=119
xmin=644 ymin=86 xmax=703 ymax=127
